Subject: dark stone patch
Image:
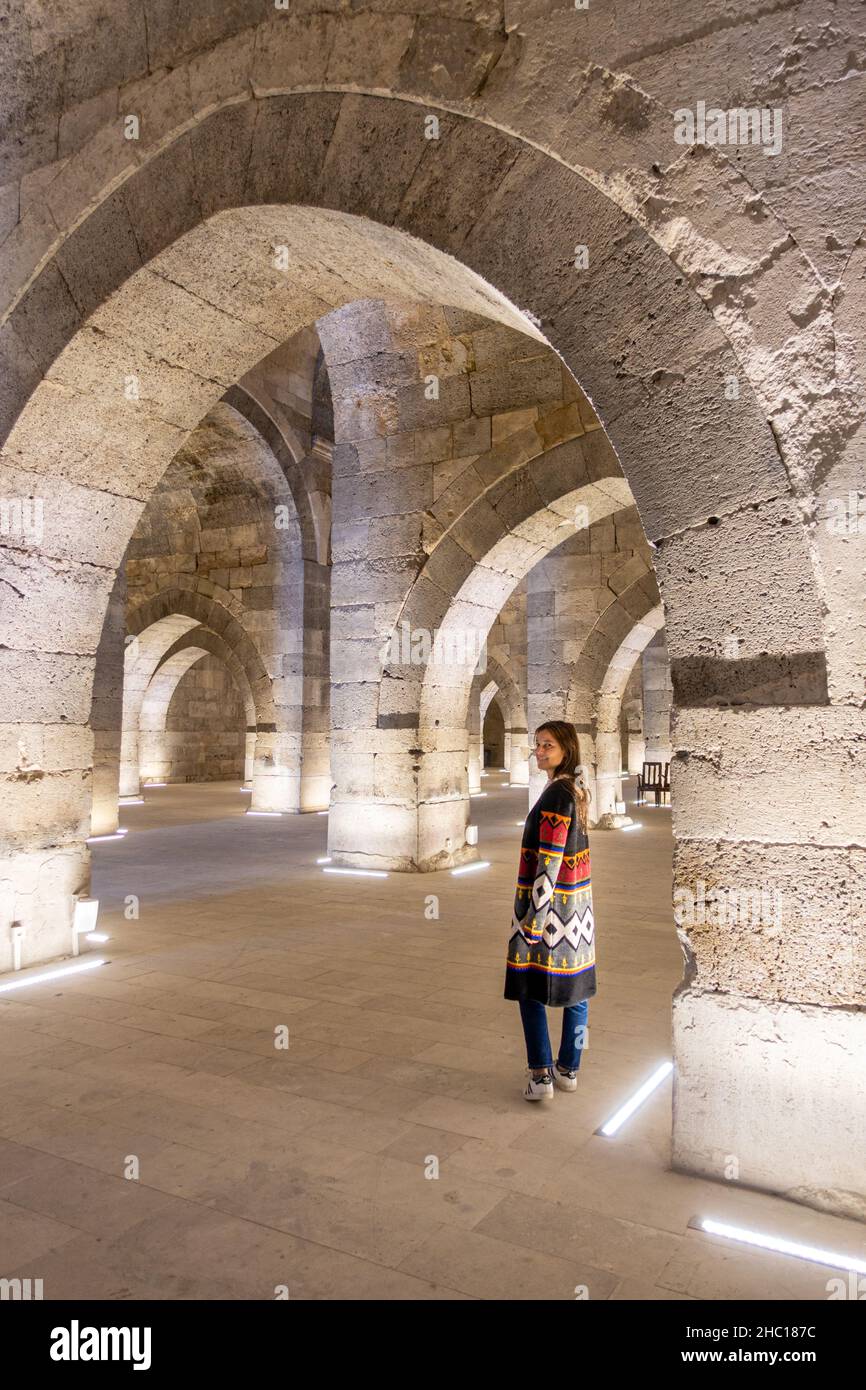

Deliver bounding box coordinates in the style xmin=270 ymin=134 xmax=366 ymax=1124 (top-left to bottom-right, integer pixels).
xmin=671 ymin=651 xmax=829 ymax=707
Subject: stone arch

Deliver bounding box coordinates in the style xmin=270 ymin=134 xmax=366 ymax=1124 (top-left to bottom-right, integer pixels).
xmin=593 ymin=605 xmax=666 ymax=824
xmin=397 ymin=468 xmax=634 ymax=861
xmin=465 ymin=654 xmax=529 ymax=794
xmin=120 ymin=586 xmax=295 ymax=812
xmin=152 ymin=627 xmax=257 ymax=731
xmin=565 ymin=574 xmax=664 ymax=822
xmin=485 ymin=655 xmax=528 ymax=785
xmin=127 ymin=587 xmax=276 ymax=726
xmin=482 ymin=689 xmax=506 ymax=771
xmin=1 ymin=69 xmax=860 ymax=1221
xmin=3 ymin=15 xmax=851 ymax=560
xmin=146 ymin=626 xmax=259 ymax=788
xmin=221 ymin=383 xmax=322 ymax=565
xmin=138 ymin=638 xmax=254 ymax=788
xmin=1 ymin=100 xmax=825 ymax=885
xmin=1 ymin=97 xmax=822 ymax=682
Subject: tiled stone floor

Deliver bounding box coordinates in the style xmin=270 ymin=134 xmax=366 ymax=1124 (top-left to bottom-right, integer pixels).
xmin=1 ymin=778 xmax=863 ymax=1299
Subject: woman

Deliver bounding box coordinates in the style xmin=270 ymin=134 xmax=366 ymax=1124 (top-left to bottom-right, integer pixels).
xmin=504 ymin=720 xmax=596 ymax=1101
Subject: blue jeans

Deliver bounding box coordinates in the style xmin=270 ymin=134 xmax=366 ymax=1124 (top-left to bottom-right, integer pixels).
xmin=519 ymin=998 xmax=589 ymax=1072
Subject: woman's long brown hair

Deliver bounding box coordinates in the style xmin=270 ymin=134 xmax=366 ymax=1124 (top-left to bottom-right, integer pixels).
xmin=535 ymin=720 xmax=591 ymax=832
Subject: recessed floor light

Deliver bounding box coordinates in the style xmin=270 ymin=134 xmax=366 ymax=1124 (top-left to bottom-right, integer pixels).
xmin=692 ymin=1217 xmax=866 ymax=1274
xmin=451 ymin=861 xmax=491 ymax=875
xmin=323 ymin=866 xmax=388 ymax=879
xmin=597 ymin=1061 xmax=673 ymax=1136
xmin=0 ymin=958 xmax=106 ymax=993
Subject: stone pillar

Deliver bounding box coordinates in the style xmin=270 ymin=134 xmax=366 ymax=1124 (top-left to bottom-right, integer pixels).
xmin=670 ymin=704 xmax=866 ymax=1218
xmin=467 ymin=676 xmax=483 ymax=794
xmin=319 ymin=298 xmax=607 ymax=867
xmin=243 ymin=731 xmax=256 ymax=786
xmin=119 ymin=653 xmax=149 ymax=795
xmin=320 ymin=299 xmax=476 ymax=869
xmin=508 ymin=729 xmax=530 ymax=785
xmin=298 ymin=528 xmax=332 ymax=812
xmin=642 ymin=630 xmax=673 ymax=763
xmin=622 ymin=661 xmax=645 ymax=775
xmin=527 ymin=510 xmax=650 ymax=818
xmin=489 ymin=587 xmax=529 ymax=784
xmin=90 ymin=567 xmax=126 ymax=834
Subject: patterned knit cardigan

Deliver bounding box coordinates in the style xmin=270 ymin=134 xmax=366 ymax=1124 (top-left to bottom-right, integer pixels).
xmin=504 ymin=776 xmax=597 ymax=1007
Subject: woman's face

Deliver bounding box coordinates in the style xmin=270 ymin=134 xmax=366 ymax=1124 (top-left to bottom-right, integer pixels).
xmin=534 ymin=728 xmax=564 ymax=775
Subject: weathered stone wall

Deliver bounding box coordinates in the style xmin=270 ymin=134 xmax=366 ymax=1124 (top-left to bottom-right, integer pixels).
xmin=1 ymin=0 xmax=864 ymax=1219
xmin=149 ymin=653 xmax=246 ymax=784
xmin=621 ymin=661 xmax=645 ymax=776
xmin=642 ymin=630 xmax=673 ymax=764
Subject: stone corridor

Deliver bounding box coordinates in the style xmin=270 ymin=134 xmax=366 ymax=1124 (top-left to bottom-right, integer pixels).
xmin=1 ymin=0 xmax=865 ymax=1313
xmin=2 ymin=778 xmax=861 ymax=1300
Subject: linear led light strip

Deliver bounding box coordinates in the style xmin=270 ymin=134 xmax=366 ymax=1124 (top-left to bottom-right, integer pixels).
xmin=692 ymin=1217 xmax=866 ymax=1275
xmin=323 ymin=866 xmax=388 ymax=878
xmin=451 ymin=861 xmax=491 ymax=876
xmin=246 ymin=810 xmax=283 ymax=817
xmin=596 ymin=1060 xmax=673 ymax=1136
xmin=86 ymin=829 xmax=129 ymax=843
xmin=0 ymin=958 xmax=107 ymax=994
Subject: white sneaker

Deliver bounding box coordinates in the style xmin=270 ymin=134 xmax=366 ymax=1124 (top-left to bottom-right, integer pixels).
xmin=553 ymin=1063 xmax=578 ymax=1092
xmin=523 ymin=1068 xmax=554 ymax=1101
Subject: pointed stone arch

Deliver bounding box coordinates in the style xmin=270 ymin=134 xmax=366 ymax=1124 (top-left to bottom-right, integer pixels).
xmin=0 ymin=72 xmax=858 ymax=1224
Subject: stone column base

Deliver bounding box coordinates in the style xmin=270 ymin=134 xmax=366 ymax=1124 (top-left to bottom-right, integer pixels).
xmin=328 ymin=798 xmax=478 ymax=871
xmin=0 ymin=846 xmax=89 ymax=975
xmin=672 ymin=988 xmax=866 ymax=1223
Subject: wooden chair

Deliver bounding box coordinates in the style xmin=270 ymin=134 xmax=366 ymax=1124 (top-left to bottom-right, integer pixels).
xmin=660 ymin=761 xmax=671 ymax=805
xmin=637 ymin=761 xmax=664 ymax=805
